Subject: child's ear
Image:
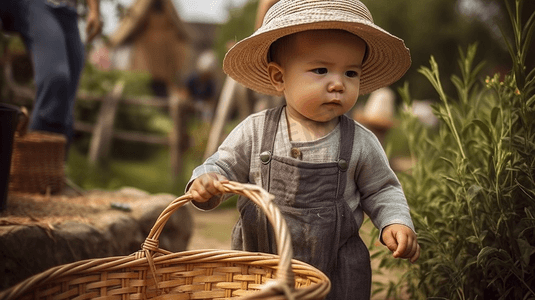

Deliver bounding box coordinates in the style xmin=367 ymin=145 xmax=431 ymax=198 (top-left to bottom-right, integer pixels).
xmin=267 ymin=62 xmax=285 ymax=92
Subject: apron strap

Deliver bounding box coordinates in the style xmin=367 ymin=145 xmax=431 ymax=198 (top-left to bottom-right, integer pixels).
xmin=336 ymin=115 xmax=355 ymax=199
xmin=332 ymin=116 xmax=356 ymax=274
xmin=259 ymin=105 xmax=284 ymax=190
xmin=257 ymin=105 xmax=284 ymax=253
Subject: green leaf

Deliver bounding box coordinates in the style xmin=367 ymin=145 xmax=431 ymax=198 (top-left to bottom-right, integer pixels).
xmin=451 ymin=74 xmax=465 ymax=99
xmin=520 ymin=10 xmax=535 ymax=70
xmin=498 ymin=24 xmax=515 ymax=66
xmin=473 ymin=119 xmax=492 ymax=142
xmin=442 ymin=176 xmax=461 ymax=186
xmin=397 ymin=81 xmax=412 ymax=107
xmin=467 ymin=185 xmax=483 ymax=202
xmin=491 ymin=107 xmax=500 ymax=125
xmin=524 ymin=207 xmax=535 ymax=220
xmin=461 ymin=121 xmax=475 ymax=137
xmin=440 ymin=156 xmax=456 ymax=170
xmin=517 ymin=238 xmax=535 ymax=267
xmin=527 ymin=94 xmax=535 ymax=107
xmin=466 ymin=236 xmax=480 ymax=245
xmin=471 ymin=61 xmax=487 ymax=84
xmin=477 ymin=246 xmax=512 ymax=266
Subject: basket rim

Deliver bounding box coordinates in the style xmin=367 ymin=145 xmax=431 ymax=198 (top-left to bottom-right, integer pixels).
xmin=15 ymin=130 xmax=67 ymax=142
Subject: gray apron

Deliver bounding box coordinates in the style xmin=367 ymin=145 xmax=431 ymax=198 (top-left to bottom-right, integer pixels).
xmin=231 ymin=105 xmax=371 ymax=299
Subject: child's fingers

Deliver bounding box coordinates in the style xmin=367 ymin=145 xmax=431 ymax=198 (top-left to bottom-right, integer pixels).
xmin=409 ymin=243 xmax=421 ymax=263
xmin=202 ymin=181 xmax=221 ymax=198
xmin=198 ymin=174 xmax=224 ymax=196
xmin=382 ymin=232 xmax=398 ymax=253
xmin=189 ymin=181 xmax=214 ymax=202
xmin=213 ymin=174 xmax=229 ymax=193
xmin=393 ymin=231 xmax=408 ymax=258
xmin=193 ymin=185 xmax=215 ymax=201
xmin=190 ymin=189 xmax=205 ymax=203
xmin=401 ymin=238 xmax=417 ymax=258
xmin=213 ymin=180 xmax=224 ymax=193
xmin=405 ymin=242 xmax=417 ymax=258
xmin=189 ymin=173 xmax=229 ymax=203
xmin=398 ymin=237 xmax=420 ymax=263
xmin=383 ymin=224 xmax=420 ymax=262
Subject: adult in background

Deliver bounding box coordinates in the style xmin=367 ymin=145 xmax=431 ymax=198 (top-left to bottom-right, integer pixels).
xmin=0 ymin=0 xmax=102 ymax=154
xmin=185 ymin=50 xmax=218 ymax=122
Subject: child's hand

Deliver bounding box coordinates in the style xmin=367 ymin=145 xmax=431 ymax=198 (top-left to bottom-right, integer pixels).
xmin=382 ymin=224 xmax=420 ymax=263
xmin=189 ymin=173 xmax=229 ymax=203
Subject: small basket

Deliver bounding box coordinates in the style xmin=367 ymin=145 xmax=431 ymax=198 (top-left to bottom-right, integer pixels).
xmin=9 ymin=108 xmax=66 ymax=194
xmin=0 ymin=181 xmax=331 ymax=300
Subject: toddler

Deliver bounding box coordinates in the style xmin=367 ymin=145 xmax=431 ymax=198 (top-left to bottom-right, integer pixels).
xmin=187 ymin=0 xmax=420 ymax=298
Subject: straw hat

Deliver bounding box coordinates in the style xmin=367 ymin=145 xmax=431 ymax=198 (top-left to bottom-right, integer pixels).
xmin=223 ymin=0 xmax=411 ymax=96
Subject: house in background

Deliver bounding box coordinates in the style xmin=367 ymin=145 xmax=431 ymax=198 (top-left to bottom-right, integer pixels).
xmin=108 ymin=0 xmax=192 ymax=96
xmin=184 ymin=21 xmax=219 ymax=70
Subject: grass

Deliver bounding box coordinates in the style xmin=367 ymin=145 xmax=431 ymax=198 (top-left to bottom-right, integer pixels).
xmin=66 ymin=146 xmax=180 ymax=195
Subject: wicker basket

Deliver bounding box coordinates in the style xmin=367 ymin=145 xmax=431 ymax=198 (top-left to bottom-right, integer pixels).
xmin=0 ymin=181 xmax=331 ymax=300
xmin=8 ymin=108 xmax=66 ymax=194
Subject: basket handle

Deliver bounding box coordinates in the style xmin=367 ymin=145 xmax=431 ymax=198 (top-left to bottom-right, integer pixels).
xmin=142 ymin=181 xmax=296 ymax=299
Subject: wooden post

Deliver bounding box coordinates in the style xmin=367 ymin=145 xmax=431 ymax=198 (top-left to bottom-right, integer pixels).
xmin=203 ymin=76 xmax=239 ymax=160
xmin=235 ymin=82 xmax=251 ymax=121
xmin=88 ymin=81 xmax=125 ymax=164
xmin=169 ymin=90 xmax=186 ymax=179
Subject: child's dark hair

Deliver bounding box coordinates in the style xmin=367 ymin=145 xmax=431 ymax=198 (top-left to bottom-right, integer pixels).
xmin=268 ymin=34 xmax=292 ymax=64
xmin=268 ymin=29 xmax=369 ymax=65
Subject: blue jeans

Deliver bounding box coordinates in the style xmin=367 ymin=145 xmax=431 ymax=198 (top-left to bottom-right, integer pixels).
xmin=0 ymin=0 xmax=84 ymax=147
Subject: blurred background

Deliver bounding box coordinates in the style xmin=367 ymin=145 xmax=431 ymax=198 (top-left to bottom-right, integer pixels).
xmin=1 ymin=0 xmax=530 ymax=198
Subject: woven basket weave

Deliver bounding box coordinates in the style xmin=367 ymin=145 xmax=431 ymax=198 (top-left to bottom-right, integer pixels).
xmin=0 ymin=181 xmax=331 ymax=300
xmin=9 ymin=131 xmax=66 ymax=194
xmin=8 ymin=108 xmax=66 ymax=194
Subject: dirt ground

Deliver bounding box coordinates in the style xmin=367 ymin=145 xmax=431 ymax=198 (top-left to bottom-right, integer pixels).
xmin=186 ymin=205 xmax=407 ymax=300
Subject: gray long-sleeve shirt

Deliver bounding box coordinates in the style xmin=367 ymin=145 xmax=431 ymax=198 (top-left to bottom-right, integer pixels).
xmin=187 ymin=108 xmax=415 ymax=233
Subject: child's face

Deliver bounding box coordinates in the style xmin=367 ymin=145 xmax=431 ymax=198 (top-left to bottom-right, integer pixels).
xmin=268 ymin=30 xmax=367 ymax=124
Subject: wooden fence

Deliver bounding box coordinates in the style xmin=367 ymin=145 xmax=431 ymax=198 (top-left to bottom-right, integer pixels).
xmin=3 ymin=58 xmax=192 ymax=180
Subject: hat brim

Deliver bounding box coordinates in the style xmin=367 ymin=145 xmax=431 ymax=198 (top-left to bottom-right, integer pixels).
xmin=223 ymin=18 xmax=411 ymax=96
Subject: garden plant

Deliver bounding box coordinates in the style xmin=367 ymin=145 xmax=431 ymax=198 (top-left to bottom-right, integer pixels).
xmin=370 ymin=0 xmax=535 ymax=299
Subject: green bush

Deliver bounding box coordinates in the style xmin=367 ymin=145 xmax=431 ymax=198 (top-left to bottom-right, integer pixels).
xmin=371 ymin=0 xmax=535 ymax=299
